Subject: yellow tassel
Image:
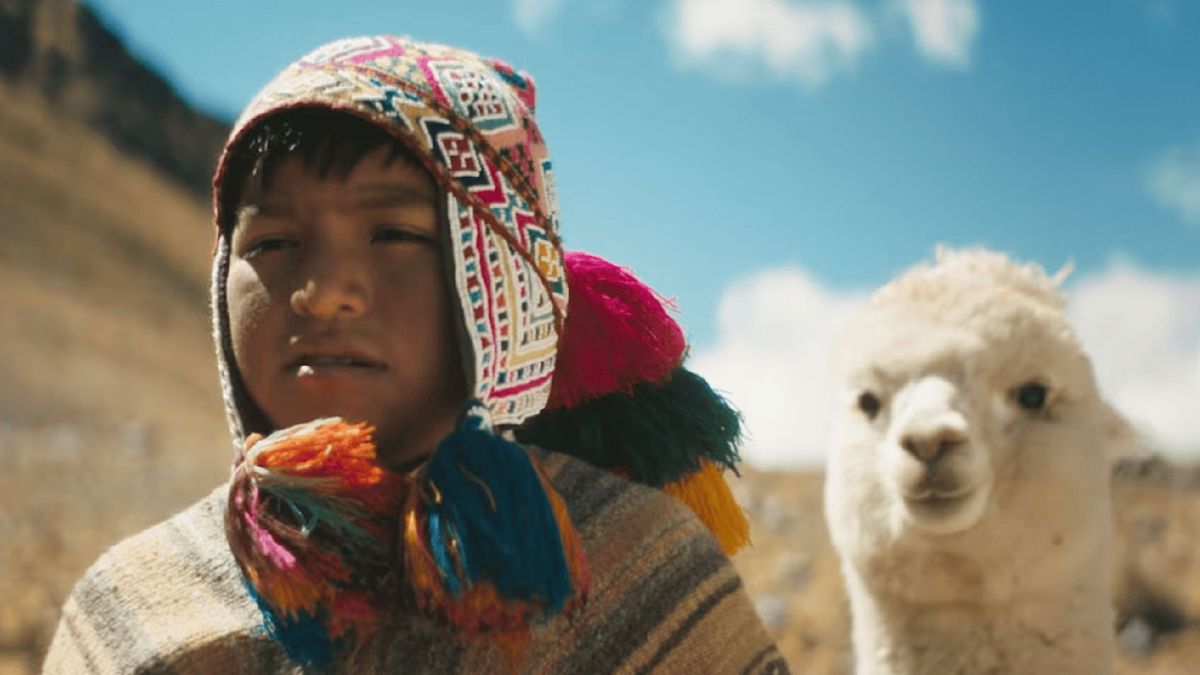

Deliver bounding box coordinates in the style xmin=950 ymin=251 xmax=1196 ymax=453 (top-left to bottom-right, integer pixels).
xmin=531 ymin=454 xmax=591 ymax=603
xmin=402 ymin=506 xmax=448 ymax=612
xmin=663 ymin=460 xmax=751 ymax=555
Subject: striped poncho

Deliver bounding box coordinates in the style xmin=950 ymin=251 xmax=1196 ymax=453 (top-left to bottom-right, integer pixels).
xmin=44 ymin=450 xmax=788 ymax=674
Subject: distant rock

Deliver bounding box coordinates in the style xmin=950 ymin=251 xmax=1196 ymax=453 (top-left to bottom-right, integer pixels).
xmin=754 ymin=596 xmax=791 ymax=631
xmin=1119 ymin=616 xmax=1157 ymax=657
xmin=0 ymin=0 xmax=228 ymax=198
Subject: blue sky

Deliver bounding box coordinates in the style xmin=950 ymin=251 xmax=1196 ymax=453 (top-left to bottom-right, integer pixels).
xmin=88 ymin=0 xmax=1200 ymax=464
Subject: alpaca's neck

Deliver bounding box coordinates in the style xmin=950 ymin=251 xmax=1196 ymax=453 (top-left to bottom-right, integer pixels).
xmin=845 ymin=570 xmax=1114 ymax=675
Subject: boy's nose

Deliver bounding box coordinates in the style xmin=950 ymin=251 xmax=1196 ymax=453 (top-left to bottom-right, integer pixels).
xmin=290 ymin=257 xmax=369 ymax=320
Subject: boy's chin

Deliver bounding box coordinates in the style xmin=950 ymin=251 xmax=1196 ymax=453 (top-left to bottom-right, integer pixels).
xmin=264 ymin=400 xmax=381 ymax=436
xmin=266 ymin=409 xmax=450 ymax=466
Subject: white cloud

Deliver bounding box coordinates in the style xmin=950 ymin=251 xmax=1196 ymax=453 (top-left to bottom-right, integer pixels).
xmin=691 ymin=268 xmax=866 ymax=467
xmin=514 ymin=0 xmax=565 ymax=34
xmin=894 ymin=0 xmax=980 ymax=69
xmin=666 ymin=0 xmax=983 ymax=87
xmin=1068 ymin=262 xmax=1200 ymax=457
xmin=693 ymin=261 xmax=1200 ymax=469
xmin=1148 ymin=139 xmax=1200 ymax=225
xmin=668 ymin=0 xmax=875 ymax=88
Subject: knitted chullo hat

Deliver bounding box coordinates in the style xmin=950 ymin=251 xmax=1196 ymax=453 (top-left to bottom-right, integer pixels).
xmin=211 ymin=36 xmax=748 ymax=667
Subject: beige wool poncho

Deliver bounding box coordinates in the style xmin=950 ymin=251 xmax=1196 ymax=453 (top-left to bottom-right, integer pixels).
xmin=46 ymin=451 xmax=786 ymax=673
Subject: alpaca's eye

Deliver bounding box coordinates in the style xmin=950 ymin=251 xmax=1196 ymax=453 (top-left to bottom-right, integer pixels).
xmin=858 ymin=392 xmax=882 ymax=419
xmin=1015 ymin=382 xmax=1048 ymax=411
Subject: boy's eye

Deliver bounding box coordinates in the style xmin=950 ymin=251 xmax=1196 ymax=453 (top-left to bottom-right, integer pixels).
xmin=244 ymin=236 xmax=297 ymax=258
xmin=372 ymin=227 xmax=433 ymax=245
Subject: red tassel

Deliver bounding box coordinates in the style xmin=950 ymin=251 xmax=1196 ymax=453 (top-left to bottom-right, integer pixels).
xmin=548 ymin=251 xmax=687 ymax=409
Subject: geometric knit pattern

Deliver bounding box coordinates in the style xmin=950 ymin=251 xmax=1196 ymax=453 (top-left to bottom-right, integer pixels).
xmin=210 ymin=36 xmax=567 ymax=433
xmin=44 ymin=451 xmax=791 ymax=674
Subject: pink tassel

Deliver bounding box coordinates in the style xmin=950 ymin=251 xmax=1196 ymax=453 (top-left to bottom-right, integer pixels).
xmin=548 ymin=251 xmax=687 ymax=409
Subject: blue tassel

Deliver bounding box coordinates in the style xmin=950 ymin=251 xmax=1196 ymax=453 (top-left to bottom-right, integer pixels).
xmin=427 ymin=512 xmax=461 ymax=596
xmin=423 ymin=405 xmax=575 ymax=615
xmin=244 ymin=579 xmax=334 ymax=669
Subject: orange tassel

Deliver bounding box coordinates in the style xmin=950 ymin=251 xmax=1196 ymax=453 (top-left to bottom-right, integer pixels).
xmin=663 ymin=460 xmax=751 ymax=555
xmin=402 ymin=494 xmax=450 ymax=611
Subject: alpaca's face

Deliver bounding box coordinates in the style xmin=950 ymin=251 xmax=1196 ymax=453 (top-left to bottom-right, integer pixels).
xmin=872 ymin=370 xmax=993 ymax=535
xmin=829 ymin=317 xmax=1001 ymax=537
xmin=826 ymin=281 xmax=1131 ymax=565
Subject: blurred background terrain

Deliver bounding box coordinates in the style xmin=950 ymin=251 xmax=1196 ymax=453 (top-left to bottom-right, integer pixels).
xmin=0 ymin=1 xmax=1197 ymax=673
xmin=1 ymin=1 xmax=230 ymax=672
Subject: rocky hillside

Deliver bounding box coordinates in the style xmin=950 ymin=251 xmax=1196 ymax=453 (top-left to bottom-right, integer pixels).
xmin=0 ymin=0 xmax=227 ymax=197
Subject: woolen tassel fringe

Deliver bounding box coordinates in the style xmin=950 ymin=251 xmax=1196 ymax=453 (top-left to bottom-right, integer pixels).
xmin=535 ymin=251 xmax=750 ymax=554
xmin=402 ymin=404 xmax=588 ymax=662
xmin=225 ymin=419 xmax=404 ymax=668
xmin=517 ymin=367 xmax=743 ymax=486
xmin=547 ymin=251 xmax=686 ymax=409
xmin=663 ymin=460 xmax=751 ymax=555
xmin=518 ymin=368 xmax=749 ymax=553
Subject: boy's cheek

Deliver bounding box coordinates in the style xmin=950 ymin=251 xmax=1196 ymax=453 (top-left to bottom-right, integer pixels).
xmin=226 ymin=261 xmax=278 ymax=366
xmin=227 ymin=261 xmax=273 ymax=315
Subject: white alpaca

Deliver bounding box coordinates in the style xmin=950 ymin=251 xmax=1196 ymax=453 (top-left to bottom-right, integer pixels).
xmin=824 ymin=248 xmax=1137 ymax=675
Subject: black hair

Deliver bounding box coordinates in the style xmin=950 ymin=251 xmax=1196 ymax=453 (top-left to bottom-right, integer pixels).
xmin=218 ymin=108 xmax=425 ymax=233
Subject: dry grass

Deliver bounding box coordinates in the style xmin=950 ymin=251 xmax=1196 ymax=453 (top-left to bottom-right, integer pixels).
xmin=0 ymin=422 xmax=227 ymax=674
xmin=0 ymin=81 xmax=228 ymax=673
xmin=731 ymin=469 xmax=852 ymax=674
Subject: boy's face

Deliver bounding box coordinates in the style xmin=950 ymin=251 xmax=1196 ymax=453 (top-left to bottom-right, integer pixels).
xmin=226 ymin=146 xmax=466 ymax=467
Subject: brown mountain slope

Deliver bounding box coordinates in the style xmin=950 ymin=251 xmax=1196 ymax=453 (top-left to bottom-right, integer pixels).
xmin=0 ymin=7 xmax=233 ymax=673
xmin=0 ymin=77 xmax=230 ymax=672
xmin=0 ymin=0 xmax=227 ymax=197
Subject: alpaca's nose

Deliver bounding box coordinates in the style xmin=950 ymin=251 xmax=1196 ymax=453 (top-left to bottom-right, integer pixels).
xmin=901 ymin=428 xmax=966 ymax=464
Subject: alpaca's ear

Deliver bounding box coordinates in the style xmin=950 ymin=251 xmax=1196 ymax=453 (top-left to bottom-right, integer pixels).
xmin=1051 ymin=259 xmax=1075 ymax=287
xmin=1101 ymin=402 xmax=1143 ymax=463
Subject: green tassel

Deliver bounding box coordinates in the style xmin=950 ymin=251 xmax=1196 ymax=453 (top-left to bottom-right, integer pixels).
xmin=515 ymin=367 xmax=743 ymax=486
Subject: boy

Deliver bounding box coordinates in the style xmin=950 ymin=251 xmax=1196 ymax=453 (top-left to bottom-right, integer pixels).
xmin=44 ymin=36 xmax=786 ymax=673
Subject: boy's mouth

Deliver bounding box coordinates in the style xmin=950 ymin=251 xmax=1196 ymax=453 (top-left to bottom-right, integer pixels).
xmin=287 ymin=352 xmax=387 ymax=377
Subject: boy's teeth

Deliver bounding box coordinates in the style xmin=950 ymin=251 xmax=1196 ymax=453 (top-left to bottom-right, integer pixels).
xmin=293 ymin=355 xmax=382 ymax=373
xmin=309 ymin=356 xmax=364 ymax=366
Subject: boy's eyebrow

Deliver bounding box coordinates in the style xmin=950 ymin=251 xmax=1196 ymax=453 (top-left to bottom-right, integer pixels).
xmin=236 ymin=184 xmax=434 ymax=220
xmin=239 ymin=202 xmax=290 ymax=220
xmin=348 ymin=184 xmax=437 ymax=207
xmin=234 ymin=204 xmax=268 ymax=227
